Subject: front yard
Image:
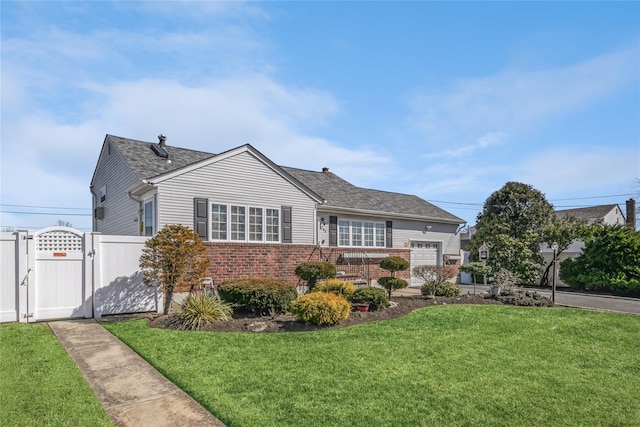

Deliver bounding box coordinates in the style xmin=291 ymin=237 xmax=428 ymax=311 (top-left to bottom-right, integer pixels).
xmin=0 ymin=323 xmax=113 ymax=426
xmin=104 ymin=305 xmax=640 ymax=427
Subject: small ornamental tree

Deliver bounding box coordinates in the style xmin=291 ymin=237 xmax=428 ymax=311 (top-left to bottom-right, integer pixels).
xmin=413 ymin=265 xmax=459 ymax=296
xmin=139 ymin=224 xmax=209 ymax=314
xmin=378 ymin=256 xmax=409 ymax=299
xmin=295 ymin=261 xmax=336 ymax=289
xmin=459 ymin=262 xmax=492 ymax=285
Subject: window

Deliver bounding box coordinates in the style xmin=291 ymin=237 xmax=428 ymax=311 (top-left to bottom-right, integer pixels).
xmin=210 ymin=203 xmax=279 ymax=242
xmin=266 ymin=209 xmax=279 ymax=242
xmin=364 ymin=222 xmax=374 ymax=247
xmin=375 ymin=223 xmax=385 ymax=247
xmin=100 ymin=186 xmax=107 ymax=203
xmin=337 ymin=219 xmax=386 ymax=247
xmin=249 ymin=207 xmax=263 ymax=241
xmin=212 ymin=204 xmax=227 ymax=240
xmin=230 ymin=206 xmax=245 ymax=240
xmin=351 ymin=221 xmax=362 ymax=246
xmin=144 ymin=200 xmax=154 ymax=236
xmin=338 ymin=220 xmax=350 ymax=246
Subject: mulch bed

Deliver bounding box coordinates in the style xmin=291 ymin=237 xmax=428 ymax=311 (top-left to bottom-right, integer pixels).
xmin=144 ymin=293 xmax=503 ymax=333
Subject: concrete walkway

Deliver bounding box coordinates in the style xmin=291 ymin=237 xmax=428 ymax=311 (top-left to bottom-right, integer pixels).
xmin=397 ymin=285 xmax=640 ymax=315
xmin=48 ymin=319 xmax=225 ymax=427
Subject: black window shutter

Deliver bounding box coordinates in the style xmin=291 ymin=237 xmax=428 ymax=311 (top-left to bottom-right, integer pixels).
xmin=194 ymin=198 xmax=208 ymax=240
xmin=329 ymin=216 xmax=338 ymax=246
xmin=281 ymin=206 xmax=292 ymax=243
xmin=386 ymin=220 xmax=393 ymax=248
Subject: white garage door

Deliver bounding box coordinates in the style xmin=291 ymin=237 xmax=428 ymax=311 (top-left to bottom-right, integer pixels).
xmin=410 ymin=241 xmax=440 ymax=287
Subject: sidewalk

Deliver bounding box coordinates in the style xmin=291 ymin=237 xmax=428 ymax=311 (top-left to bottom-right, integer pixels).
xmin=48 ymin=319 xmax=225 ymax=427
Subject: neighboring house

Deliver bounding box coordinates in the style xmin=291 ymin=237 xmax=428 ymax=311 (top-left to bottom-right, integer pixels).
xmin=541 ymin=203 xmax=632 ymax=286
xmin=91 ymin=134 xmax=465 ymax=287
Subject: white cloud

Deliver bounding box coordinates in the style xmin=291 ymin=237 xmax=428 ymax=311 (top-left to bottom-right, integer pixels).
xmin=409 ymin=44 xmax=639 ymax=141
xmin=517 ymin=146 xmax=640 ymax=196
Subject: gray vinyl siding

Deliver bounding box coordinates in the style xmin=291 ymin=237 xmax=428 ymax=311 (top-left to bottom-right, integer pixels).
xmin=91 ymin=144 xmax=141 ymax=235
xmin=393 ymin=220 xmax=461 ymax=254
xmin=155 ymin=151 xmax=316 ymax=244
xmin=317 ymin=211 xmax=460 ymax=253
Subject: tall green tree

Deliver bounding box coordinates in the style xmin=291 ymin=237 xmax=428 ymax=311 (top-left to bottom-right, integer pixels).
xmin=470 ymin=182 xmax=555 ymax=284
xmin=140 ymin=224 xmax=209 ymax=314
xmin=560 ymin=225 xmax=640 ymax=296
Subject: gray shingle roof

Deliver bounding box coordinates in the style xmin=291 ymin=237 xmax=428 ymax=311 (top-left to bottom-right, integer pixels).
xmin=556 ymin=205 xmax=618 ymax=221
xmin=106 ymin=134 xmax=464 ymax=223
xmin=282 ymin=166 xmax=464 ymax=223
xmin=107 ymin=134 xmax=215 ymax=180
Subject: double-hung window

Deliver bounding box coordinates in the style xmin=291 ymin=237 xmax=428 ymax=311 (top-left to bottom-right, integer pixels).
xmin=230 ymin=206 xmax=246 ymax=240
xmin=212 ymin=204 xmax=228 ymax=240
xmin=266 ymin=209 xmax=279 ymax=242
xmin=143 ymin=199 xmax=154 ymax=236
xmin=249 ymin=207 xmax=263 ymax=241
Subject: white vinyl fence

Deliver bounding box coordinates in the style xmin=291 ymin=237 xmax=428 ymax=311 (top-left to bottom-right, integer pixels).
xmin=0 ymin=228 xmax=161 ymax=323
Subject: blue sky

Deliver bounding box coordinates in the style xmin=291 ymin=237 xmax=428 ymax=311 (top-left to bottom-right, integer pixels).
xmin=1 ymin=1 xmax=639 ymax=232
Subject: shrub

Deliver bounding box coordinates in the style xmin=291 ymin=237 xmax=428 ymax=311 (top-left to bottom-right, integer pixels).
xmin=491 ymin=268 xmax=520 ymax=288
xmin=172 ymin=292 xmax=233 ymax=330
xmin=379 ymin=256 xmax=409 ymax=275
xmin=351 ymin=287 xmax=389 ymax=310
xmin=295 ymin=261 xmax=336 ymax=289
xmin=487 ymin=289 xmax=552 ymax=307
xmin=413 ymin=265 xmax=459 ymax=296
xmin=378 ymin=277 xmax=408 ymax=299
xmin=289 ymin=292 xmax=350 ymax=325
xmin=432 ymin=281 xmax=461 ymax=297
xmin=218 ymin=278 xmax=298 ymax=315
xmin=313 ymin=279 xmax=356 ymax=301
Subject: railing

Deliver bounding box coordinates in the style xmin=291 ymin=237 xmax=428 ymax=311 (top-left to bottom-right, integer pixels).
xmin=308 ymin=246 xmax=371 ymax=287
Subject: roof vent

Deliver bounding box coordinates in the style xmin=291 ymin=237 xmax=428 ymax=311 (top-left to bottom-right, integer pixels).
xmin=151 ymin=134 xmax=169 ymax=159
xmin=322 ymin=167 xmax=329 ymax=173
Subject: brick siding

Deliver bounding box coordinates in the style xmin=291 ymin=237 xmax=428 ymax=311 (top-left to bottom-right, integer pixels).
xmin=201 ymin=242 xmax=411 ymax=286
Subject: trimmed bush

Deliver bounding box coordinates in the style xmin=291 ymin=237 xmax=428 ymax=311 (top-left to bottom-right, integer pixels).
xmin=351 ymin=287 xmax=389 ymax=311
xmin=295 ymin=261 xmax=336 ymax=289
xmin=487 ymin=289 xmax=552 ymax=307
xmin=172 ymin=293 xmax=233 ymax=330
xmin=218 ymin=278 xmax=298 ymax=315
xmin=379 ymin=256 xmax=409 ymax=274
xmin=289 ymin=292 xmax=350 ymax=325
xmin=433 ymin=281 xmax=461 ymax=297
xmin=313 ymin=279 xmax=356 ymax=301
xmin=378 ymin=277 xmax=408 ymax=299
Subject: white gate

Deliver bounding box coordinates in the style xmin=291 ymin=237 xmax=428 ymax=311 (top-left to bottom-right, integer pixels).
xmin=1 ymin=229 xmax=161 ymax=323
xmin=31 ymin=227 xmax=89 ymax=321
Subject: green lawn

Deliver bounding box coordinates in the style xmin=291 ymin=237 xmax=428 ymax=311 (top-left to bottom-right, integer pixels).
xmin=104 ymin=305 xmax=640 ymax=427
xmin=0 ymin=322 xmax=113 ymax=427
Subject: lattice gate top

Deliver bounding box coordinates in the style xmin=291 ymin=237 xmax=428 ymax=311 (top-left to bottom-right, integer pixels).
xmin=35 ymin=228 xmax=84 ymax=253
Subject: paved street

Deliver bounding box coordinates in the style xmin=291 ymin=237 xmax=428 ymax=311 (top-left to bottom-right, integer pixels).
xmin=398 ymin=284 xmax=640 ymax=315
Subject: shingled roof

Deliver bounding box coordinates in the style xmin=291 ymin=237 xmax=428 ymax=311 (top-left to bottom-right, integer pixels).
xmin=104 ymin=134 xmax=215 ymax=180
xmin=282 ymin=166 xmax=464 ymax=223
xmin=100 ymin=134 xmax=464 ymax=223
xmin=556 ymin=205 xmax=619 ymax=221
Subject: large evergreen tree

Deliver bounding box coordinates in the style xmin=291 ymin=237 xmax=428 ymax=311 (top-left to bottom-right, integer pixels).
xmin=470 ymin=182 xmax=555 ymax=284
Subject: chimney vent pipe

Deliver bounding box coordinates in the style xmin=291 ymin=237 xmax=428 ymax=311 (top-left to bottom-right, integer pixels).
xmin=158 ymin=134 xmax=167 ymax=146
